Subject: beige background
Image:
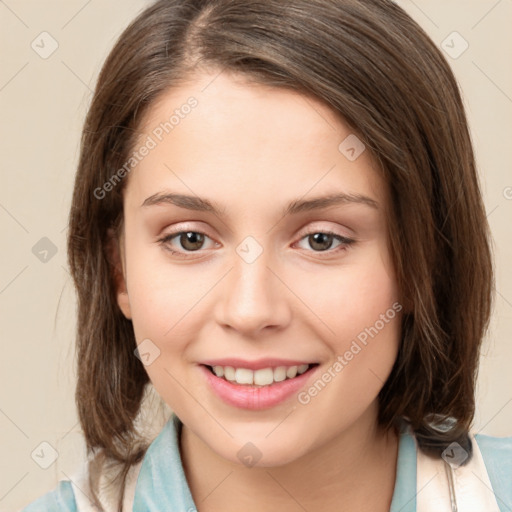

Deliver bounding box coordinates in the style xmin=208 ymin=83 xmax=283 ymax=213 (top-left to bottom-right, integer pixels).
xmin=1 ymin=0 xmax=511 ymax=510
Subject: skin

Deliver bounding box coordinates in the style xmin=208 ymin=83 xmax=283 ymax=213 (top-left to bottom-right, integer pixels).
xmin=113 ymin=69 xmax=402 ymax=511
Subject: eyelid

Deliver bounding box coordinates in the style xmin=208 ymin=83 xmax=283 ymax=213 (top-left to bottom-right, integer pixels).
xmin=293 ymin=228 xmax=355 ymax=254
xmin=157 ymin=223 xmax=356 ymax=259
xmin=157 ymin=227 xmax=218 ymax=254
xmin=297 ymin=222 xmax=354 ymax=239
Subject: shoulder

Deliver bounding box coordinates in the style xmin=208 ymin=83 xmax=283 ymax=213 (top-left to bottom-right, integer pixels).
xmin=19 ymin=481 xmax=77 ymax=512
xmin=474 ymin=432 xmax=512 ymax=508
xmin=475 ymin=431 xmax=512 ymax=452
xmin=474 ymin=432 xmax=512 ymax=474
xmin=18 ymin=454 xmax=143 ymax=512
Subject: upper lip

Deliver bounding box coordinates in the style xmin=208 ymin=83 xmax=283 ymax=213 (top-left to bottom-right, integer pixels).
xmin=200 ymin=358 xmax=317 ymax=371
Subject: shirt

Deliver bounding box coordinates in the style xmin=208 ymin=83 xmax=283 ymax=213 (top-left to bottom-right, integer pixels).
xmin=19 ymin=412 xmax=512 ymax=512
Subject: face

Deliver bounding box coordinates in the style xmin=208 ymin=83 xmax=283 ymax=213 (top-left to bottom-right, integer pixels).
xmin=113 ymin=70 xmax=402 ymax=467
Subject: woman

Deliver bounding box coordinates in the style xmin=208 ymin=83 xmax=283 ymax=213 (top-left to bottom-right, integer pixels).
xmin=21 ymin=0 xmax=512 ymax=510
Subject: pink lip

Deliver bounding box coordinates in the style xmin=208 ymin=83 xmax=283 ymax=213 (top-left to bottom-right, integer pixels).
xmin=200 ymin=358 xmax=315 ymax=371
xmin=199 ymin=364 xmax=319 ymax=410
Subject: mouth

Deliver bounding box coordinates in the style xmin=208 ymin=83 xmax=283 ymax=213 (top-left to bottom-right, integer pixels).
xmin=202 ymin=363 xmax=320 ymax=387
xmin=199 ymin=357 xmax=322 ymax=410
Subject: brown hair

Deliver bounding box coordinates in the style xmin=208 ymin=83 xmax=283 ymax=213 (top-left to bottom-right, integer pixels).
xmin=67 ymin=0 xmax=494 ymax=508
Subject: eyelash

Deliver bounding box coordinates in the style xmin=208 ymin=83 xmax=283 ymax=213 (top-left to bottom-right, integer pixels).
xmin=157 ymin=229 xmax=355 ymax=259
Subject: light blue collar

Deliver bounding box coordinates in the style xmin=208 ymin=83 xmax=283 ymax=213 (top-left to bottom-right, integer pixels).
xmin=389 ymin=424 xmax=417 ymax=512
xmin=133 ymin=413 xmax=197 ymax=511
xmin=134 ymin=413 xmax=417 ymax=511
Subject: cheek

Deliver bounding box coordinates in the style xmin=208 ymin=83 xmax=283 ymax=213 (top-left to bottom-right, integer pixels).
xmin=323 ymin=258 xmax=401 ymax=397
xmin=299 ymin=252 xmax=400 ymax=345
xmin=122 ymin=235 xmax=177 ymax=342
xmin=127 ymin=270 xmax=201 ymax=346
xmin=125 ymin=222 xmax=400 ymax=352
xmin=124 ymin=238 xmax=216 ymax=357
xmin=296 ymin=248 xmax=401 ymax=385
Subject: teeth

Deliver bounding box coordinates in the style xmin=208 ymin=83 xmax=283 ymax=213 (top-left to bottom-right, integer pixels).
xmin=254 ymin=368 xmax=274 ymax=386
xmin=273 ymin=366 xmax=287 ymax=382
xmin=210 ymin=364 xmax=313 ymax=386
xmin=286 ymin=366 xmax=298 ymax=379
xmin=224 ymin=366 xmax=235 ymax=381
xmin=235 ymin=368 xmax=253 ymax=385
xmin=297 ymin=364 xmax=309 ymax=374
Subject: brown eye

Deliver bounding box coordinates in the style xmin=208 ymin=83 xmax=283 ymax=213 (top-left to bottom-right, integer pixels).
xmin=159 ymin=231 xmax=215 ymax=255
xmin=296 ymin=230 xmax=355 ymax=255
xmin=178 ymin=232 xmax=205 ymax=251
xmin=308 ymin=233 xmax=336 ymax=251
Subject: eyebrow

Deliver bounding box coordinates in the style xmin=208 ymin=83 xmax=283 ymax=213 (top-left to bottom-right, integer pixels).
xmin=141 ymin=191 xmax=378 ymax=216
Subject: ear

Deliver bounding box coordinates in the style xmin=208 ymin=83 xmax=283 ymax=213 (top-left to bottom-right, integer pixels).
xmin=106 ymin=226 xmax=132 ymax=320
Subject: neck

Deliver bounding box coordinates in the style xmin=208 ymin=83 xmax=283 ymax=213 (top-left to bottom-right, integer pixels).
xmin=180 ymin=405 xmax=399 ymax=512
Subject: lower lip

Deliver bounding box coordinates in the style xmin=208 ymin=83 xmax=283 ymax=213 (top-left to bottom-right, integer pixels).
xmin=199 ymin=364 xmax=318 ymax=410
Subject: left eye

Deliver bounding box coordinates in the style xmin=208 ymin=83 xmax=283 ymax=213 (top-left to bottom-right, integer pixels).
xmin=158 ymin=230 xmax=354 ymax=256
xmin=295 ymin=231 xmax=354 ymax=253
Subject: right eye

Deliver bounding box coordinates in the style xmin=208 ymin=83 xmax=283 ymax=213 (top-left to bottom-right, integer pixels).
xmin=158 ymin=230 xmax=218 ymax=257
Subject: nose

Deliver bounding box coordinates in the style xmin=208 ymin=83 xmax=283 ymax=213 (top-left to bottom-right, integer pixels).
xmin=214 ymin=246 xmax=292 ymax=336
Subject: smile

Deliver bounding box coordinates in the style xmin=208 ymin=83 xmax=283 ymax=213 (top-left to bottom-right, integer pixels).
xmin=200 ymin=363 xmax=320 ymax=410
xmin=207 ymin=364 xmax=313 ymax=386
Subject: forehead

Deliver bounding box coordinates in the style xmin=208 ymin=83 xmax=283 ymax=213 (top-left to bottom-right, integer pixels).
xmin=138 ymin=73 xmax=345 ymax=152
xmin=125 ymin=71 xmax=387 ymax=214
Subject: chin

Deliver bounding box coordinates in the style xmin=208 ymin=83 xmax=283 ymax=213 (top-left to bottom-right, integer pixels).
xmin=205 ymin=427 xmax=311 ymax=468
